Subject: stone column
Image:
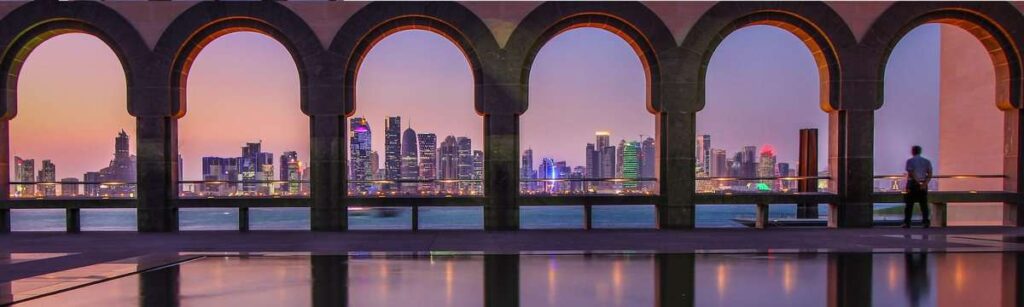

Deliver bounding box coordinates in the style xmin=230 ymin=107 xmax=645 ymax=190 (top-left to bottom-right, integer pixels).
xmin=658 ymin=111 xmax=696 ymax=229
xmin=484 ymin=113 xmax=519 ymax=230
xmin=828 ymin=110 xmax=874 ymax=228
xmin=0 ymin=121 xmax=8 ymax=233
xmin=1003 ymin=108 xmax=1023 ymax=226
xmin=136 ymin=116 xmax=178 ymax=232
xmin=655 ymin=253 xmax=694 ymax=307
xmin=310 ymin=115 xmax=347 ymax=231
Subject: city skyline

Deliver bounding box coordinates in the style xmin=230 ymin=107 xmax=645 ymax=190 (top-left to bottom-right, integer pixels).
xmin=9 ymin=25 xmax=965 ymax=182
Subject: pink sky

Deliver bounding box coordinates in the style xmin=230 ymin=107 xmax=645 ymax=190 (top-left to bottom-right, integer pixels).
xmin=9 ymin=24 xmax=999 ymax=181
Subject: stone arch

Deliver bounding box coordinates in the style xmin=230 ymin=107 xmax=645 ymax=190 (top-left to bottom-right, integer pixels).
xmin=505 ymin=2 xmax=675 ymax=114
xmin=154 ymin=1 xmax=324 ymax=118
xmin=0 ymin=0 xmax=149 ymax=119
xmin=863 ymin=2 xmax=1024 ymax=111
xmin=681 ymin=2 xmax=855 ymax=113
xmin=331 ymin=2 xmax=498 ymax=117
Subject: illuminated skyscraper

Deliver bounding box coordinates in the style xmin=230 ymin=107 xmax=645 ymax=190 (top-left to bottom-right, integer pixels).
xmin=711 ymin=149 xmax=728 ymax=177
xmin=417 ymin=133 xmax=437 ymax=181
xmin=639 ymin=137 xmax=656 ymax=190
xmin=401 ymin=127 xmax=419 ymax=193
xmin=14 ymin=157 xmax=34 ymax=197
xmin=456 ymin=137 xmax=473 ymax=192
xmin=349 ymin=117 xmax=372 ymax=191
xmin=595 ymin=132 xmax=610 ymax=151
xmin=472 ymin=150 xmax=484 ymax=194
xmin=622 ymin=141 xmax=639 ymax=189
xmin=757 ymin=145 xmax=777 ymax=189
xmin=280 ymin=151 xmax=301 ymax=194
xmin=616 ymin=139 xmax=625 ymax=179
xmin=368 ymin=151 xmax=380 ymax=180
xmin=742 ymin=146 xmax=758 ymax=178
xmin=38 ymin=160 xmax=56 ymax=197
xmin=384 ymin=116 xmax=402 ymax=184
xmin=696 ymin=134 xmax=711 ymax=176
xmin=521 ymin=148 xmax=535 ymax=192
xmin=83 ymin=172 xmax=100 ymax=197
xmin=439 ymin=136 xmax=459 ymax=193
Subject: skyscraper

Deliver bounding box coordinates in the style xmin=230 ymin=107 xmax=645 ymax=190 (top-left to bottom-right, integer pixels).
xmin=14 ymin=157 xmax=34 ymax=197
xmin=521 ymin=148 xmax=535 ymax=192
xmin=616 ymin=139 xmax=626 ymax=179
xmin=456 ymin=137 xmax=473 ymax=192
xmin=417 ymin=133 xmax=437 ymax=181
xmin=596 ymin=131 xmax=610 ymax=151
xmin=349 ymin=117 xmax=373 ymax=190
xmin=696 ymin=135 xmax=711 ymax=176
xmin=439 ymin=136 xmax=459 ymax=193
xmin=384 ymin=116 xmax=402 ymax=185
xmin=368 ymin=151 xmax=380 ymax=180
xmin=38 ymin=160 xmax=56 ymax=197
xmin=711 ymin=149 xmax=728 ymax=177
xmin=742 ymin=145 xmax=758 ymax=178
xmin=400 ymin=127 xmax=419 ymax=193
xmin=60 ymin=178 xmax=79 ymax=197
xmin=280 ymin=151 xmax=301 ymax=194
xmin=239 ymin=142 xmax=273 ymax=194
xmin=472 ymin=150 xmax=484 ymax=194
xmin=622 ymin=141 xmax=639 ymax=189
xmin=757 ymin=145 xmax=777 ymax=189
xmin=640 ymin=137 xmax=656 ymax=190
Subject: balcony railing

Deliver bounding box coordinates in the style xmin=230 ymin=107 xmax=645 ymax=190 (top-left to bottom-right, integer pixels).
xmin=695 ymin=176 xmax=833 ymax=194
xmin=872 ymin=174 xmax=1006 ymax=193
xmin=8 ymin=181 xmax=137 ymax=200
xmin=177 ymin=180 xmax=310 ymax=198
xmin=518 ymin=177 xmax=659 ymax=196
xmin=347 ymin=179 xmax=484 ymax=197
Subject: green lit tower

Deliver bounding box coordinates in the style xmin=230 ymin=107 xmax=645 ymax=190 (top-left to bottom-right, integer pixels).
xmin=622 ymin=141 xmax=640 ymax=190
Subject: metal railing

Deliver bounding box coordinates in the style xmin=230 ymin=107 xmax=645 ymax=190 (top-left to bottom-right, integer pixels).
xmin=8 ymin=181 xmax=137 ymax=199
xmin=695 ymin=176 xmax=833 ymax=194
xmin=178 ymin=180 xmax=310 ymax=198
xmin=347 ymin=179 xmax=484 ymax=197
xmin=518 ymin=177 xmax=658 ymax=196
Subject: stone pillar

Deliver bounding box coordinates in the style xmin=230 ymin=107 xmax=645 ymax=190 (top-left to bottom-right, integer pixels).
xmin=1003 ymin=108 xmax=1023 ymax=226
xmin=310 ymin=115 xmax=347 ymax=231
xmin=826 ymin=253 xmax=871 ymax=307
xmin=828 ymin=110 xmax=874 ymax=228
xmin=484 ymin=113 xmax=519 ymax=230
xmin=136 ymin=116 xmax=178 ymax=232
xmin=138 ymin=263 xmax=179 ymax=306
xmin=311 ymin=255 xmax=347 ymax=307
xmin=0 ymin=121 xmax=9 ymax=233
xmin=797 ymin=128 xmax=819 ymax=218
xmin=484 ymin=254 xmax=518 ymax=307
xmin=658 ymin=111 xmax=696 ymax=229
xmin=655 ymin=253 xmax=694 ymax=307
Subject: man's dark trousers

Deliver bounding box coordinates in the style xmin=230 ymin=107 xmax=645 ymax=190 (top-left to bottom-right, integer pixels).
xmin=904 ymin=180 xmax=930 ymax=226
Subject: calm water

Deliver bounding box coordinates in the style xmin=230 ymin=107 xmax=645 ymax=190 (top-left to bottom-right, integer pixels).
xmin=14 ymin=252 xmax=1014 ymax=306
xmin=7 ymin=204 xmax=863 ymax=231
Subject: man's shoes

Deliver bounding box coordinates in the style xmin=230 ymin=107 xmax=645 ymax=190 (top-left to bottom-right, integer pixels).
xmin=900 ymin=223 xmax=910 ymax=228
xmin=922 ymin=221 xmax=930 ymax=229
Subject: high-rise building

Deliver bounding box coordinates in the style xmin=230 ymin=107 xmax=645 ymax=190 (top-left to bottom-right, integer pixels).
xmin=400 ymin=127 xmax=419 ymax=193
xmin=616 ymin=139 xmax=626 ymax=179
xmin=38 ymin=160 xmax=56 ymax=197
xmin=439 ymin=136 xmax=459 ymax=193
xmin=472 ymin=150 xmax=484 ymax=194
xmin=237 ymin=142 xmax=273 ymax=194
xmin=456 ymin=137 xmax=473 ymax=192
xmin=14 ymin=156 xmax=34 ymax=197
xmin=696 ymin=134 xmax=711 ymax=176
xmin=368 ymin=151 xmax=380 ymax=180
xmin=711 ymin=149 xmax=728 ymax=177
xmin=349 ymin=117 xmax=373 ymax=189
xmin=83 ymin=172 xmax=101 ymax=197
xmin=757 ymin=145 xmax=777 ymax=190
xmin=622 ymin=141 xmax=639 ymax=189
xmin=742 ymin=145 xmax=758 ymax=178
xmin=60 ymin=178 xmax=79 ymax=197
xmin=600 ymin=146 xmax=616 ymax=180
xmin=596 ymin=132 xmax=610 ymax=151
xmin=280 ymin=151 xmax=301 ymax=194
xmin=640 ymin=137 xmax=656 ymax=190
xmin=417 ymin=133 xmax=437 ymax=181
xmin=95 ymin=130 xmax=137 ymax=197
xmin=521 ymin=148 xmax=535 ymax=192
xmin=384 ymin=116 xmax=402 ymax=184
xmin=777 ymin=162 xmax=792 ymax=191
xmin=538 ymin=158 xmax=556 ymax=193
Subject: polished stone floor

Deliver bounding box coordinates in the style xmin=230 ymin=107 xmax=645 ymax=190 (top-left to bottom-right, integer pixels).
xmin=2 ymin=227 xmax=1024 ymax=306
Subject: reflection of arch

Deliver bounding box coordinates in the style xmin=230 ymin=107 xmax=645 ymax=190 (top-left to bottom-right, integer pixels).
xmin=154 ymin=1 xmax=322 ymax=118
xmin=332 ymin=2 xmax=497 ymax=116
xmin=0 ymin=1 xmax=148 ymax=120
xmin=864 ymin=2 xmax=1024 ymax=111
xmin=506 ymin=2 xmax=675 ymax=114
xmin=683 ymin=2 xmax=854 ymax=113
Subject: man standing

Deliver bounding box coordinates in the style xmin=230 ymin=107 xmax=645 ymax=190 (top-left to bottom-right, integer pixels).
xmin=903 ymin=146 xmax=933 ymax=228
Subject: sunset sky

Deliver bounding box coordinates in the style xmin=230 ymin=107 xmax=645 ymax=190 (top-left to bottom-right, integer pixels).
xmin=10 ymin=23 xmax=990 ymax=181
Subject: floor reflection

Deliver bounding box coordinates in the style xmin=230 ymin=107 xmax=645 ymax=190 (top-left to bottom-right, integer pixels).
xmin=12 ymin=252 xmax=1024 ymax=306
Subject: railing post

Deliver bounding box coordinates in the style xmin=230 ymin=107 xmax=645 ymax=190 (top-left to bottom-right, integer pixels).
xmin=658 ymin=111 xmax=696 ymax=229
xmin=66 ymin=208 xmax=80 ymax=233
xmin=484 ymin=113 xmax=519 ymax=230
xmin=137 ymin=116 xmax=179 ymax=232
xmin=928 ymin=202 xmax=946 ymax=228
xmin=238 ymin=207 xmax=249 ymax=232
xmin=310 ymin=115 xmax=347 ymax=231
xmin=755 ymin=203 xmax=769 ymax=229
xmin=411 ymin=206 xmax=419 ymax=231
xmin=828 ymin=110 xmax=874 ymax=228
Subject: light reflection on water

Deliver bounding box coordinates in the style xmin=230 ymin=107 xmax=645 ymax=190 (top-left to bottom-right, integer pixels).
xmin=14 ymin=252 xmax=1020 ymax=307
